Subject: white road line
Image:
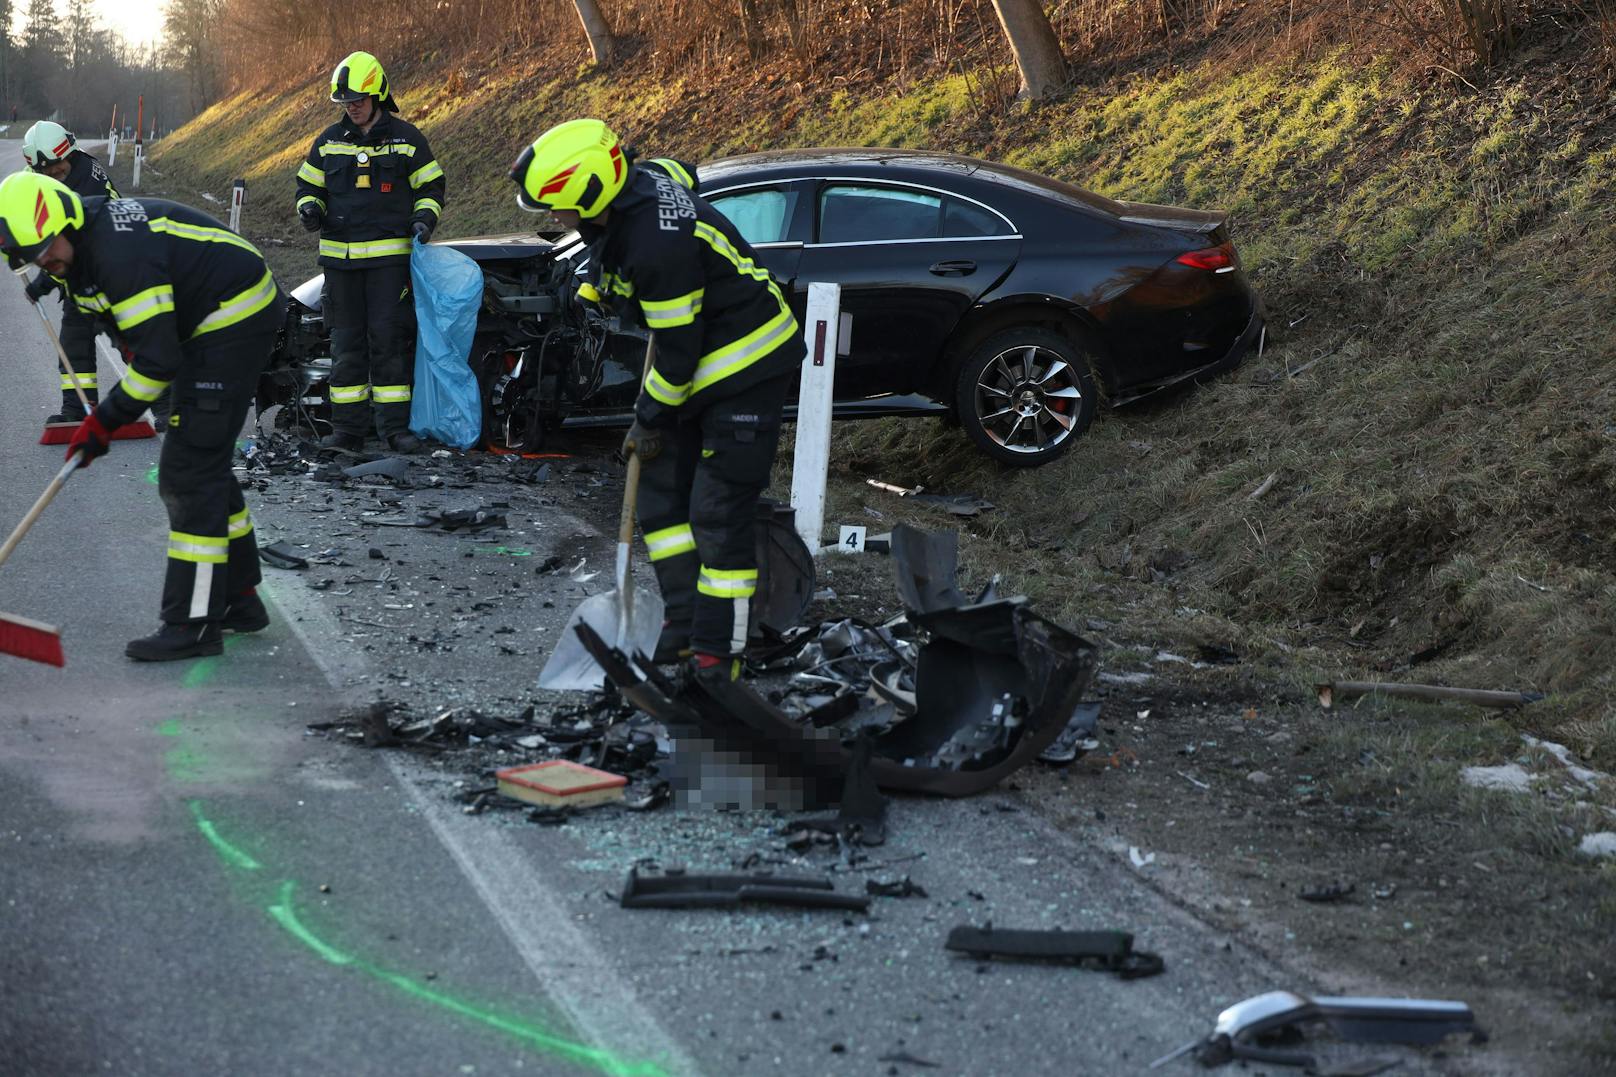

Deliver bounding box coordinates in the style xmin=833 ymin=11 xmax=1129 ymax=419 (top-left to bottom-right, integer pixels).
xmin=261 ymin=556 xmax=698 ymax=1077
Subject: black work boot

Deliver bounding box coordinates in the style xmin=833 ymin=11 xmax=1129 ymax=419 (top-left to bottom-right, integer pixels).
xmin=653 ymin=621 xmax=692 ymax=664
xmin=125 ymin=622 xmax=224 ymax=662
xmin=319 ymin=431 xmax=365 ymax=451
xmin=46 ymin=402 xmax=87 ymax=425
xmin=386 ymin=431 xmax=422 ymax=454
xmin=222 ymin=591 xmax=270 ymax=633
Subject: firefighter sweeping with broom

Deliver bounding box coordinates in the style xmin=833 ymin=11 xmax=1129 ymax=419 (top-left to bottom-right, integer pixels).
xmin=0 ymin=171 xmax=284 ymax=661
xmin=18 ymin=121 xmax=119 ymax=431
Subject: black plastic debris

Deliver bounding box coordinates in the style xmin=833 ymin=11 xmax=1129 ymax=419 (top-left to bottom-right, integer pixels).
xmin=877 ymin=1051 xmax=941 ymax=1069
xmin=619 ymin=867 xmax=870 ymax=912
xmin=911 ymin=492 xmax=995 ymax=517
xmin=1299 ymin=881 xmax=1356 ymax=904
xmin=945 ymin=925 xmax=1164 ymax=979
xmin=258 ymin=541 xmax=309 ymax=570
xmin=866 ymin=876 xmax=927 ymax=898
xmin=343 ymin=456 xmax=412 ymax=481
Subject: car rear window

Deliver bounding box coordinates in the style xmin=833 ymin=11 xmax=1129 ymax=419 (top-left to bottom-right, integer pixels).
xmin=943 ymin=198 xmax=1012 ymax=237
xmin=709 ymin=188 xmax=797 ymax=245
xmin=819 ymin=185 xmax=942 ymax=242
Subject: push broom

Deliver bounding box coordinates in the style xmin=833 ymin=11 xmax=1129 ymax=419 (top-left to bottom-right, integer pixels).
xmin=0 ymin=450 xmax=86 ymax=667
xmin=33 ymin=301 xmax=157 ymax=445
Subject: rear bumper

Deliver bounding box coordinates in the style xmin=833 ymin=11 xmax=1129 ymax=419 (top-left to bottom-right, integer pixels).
xmin=1111 ymin=301 xmax=1264 ymax=407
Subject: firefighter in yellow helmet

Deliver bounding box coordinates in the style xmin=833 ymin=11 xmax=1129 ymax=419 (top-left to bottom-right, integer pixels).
xmin=0 ymin=172 xmax=284 ymax=661
xmin=511 ymin=120 xmax=803 ymax=675
xmin=19 ymin=120 xmax=119 ymax=425
xmin=294 ymin=51 xmax=446 ymax=453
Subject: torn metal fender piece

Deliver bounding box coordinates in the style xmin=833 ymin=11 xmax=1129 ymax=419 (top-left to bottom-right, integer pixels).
xmin=1186 ymin=990 xmax=1484 ymax=1068
xmin=945 ymin=925 xmax=1165 ymax=979
xmin=619 ymin=868 xmax=870 ymax=912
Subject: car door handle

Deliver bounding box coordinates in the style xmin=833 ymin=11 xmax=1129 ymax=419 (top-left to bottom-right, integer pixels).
xmin=929 ymin=259 xmax=976 ymax=276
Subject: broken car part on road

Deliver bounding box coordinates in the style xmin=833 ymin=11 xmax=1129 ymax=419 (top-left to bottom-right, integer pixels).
xmin=945 ymin=925 xmax=1164 ymax=979
xmin=1152 ymin=989 xmax=1485 ymax=1069
xmin=618 ymin=867 xmax=871 ymax=912
xmin=571 ymin=524 xmax=1099 ymax=800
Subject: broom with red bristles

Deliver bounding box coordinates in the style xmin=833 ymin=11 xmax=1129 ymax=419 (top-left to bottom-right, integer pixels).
xmin=0 ymin=450 xmax=85 ymax=667
xmin=35 ymin=304 xmax=158 ymax=445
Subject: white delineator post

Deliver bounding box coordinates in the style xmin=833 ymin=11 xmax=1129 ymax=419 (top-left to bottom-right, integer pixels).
xmin=131 ymin=141 xmax=142 ymax=187
xmin=789 ymin=282 xmax=841 ymax=554
xmin=106 ymin=130 xmax=117 ymax=167
xmin=228 ymin=179 xmax=246 ymax=233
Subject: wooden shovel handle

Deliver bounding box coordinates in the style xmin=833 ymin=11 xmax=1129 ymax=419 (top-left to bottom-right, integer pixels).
xmin=616 ymin=336 xmax=658 ymax=630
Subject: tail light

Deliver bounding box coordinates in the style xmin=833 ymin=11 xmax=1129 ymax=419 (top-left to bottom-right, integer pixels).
xmin=1175 ymin=242 xmax=1238 ymax=273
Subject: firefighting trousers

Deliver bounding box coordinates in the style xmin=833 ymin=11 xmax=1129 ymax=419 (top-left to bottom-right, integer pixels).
xmin=636 ymin=374 xmax=789 ymax=657
xmin=325 ymin=263 xmax=414 ymax=438
xmin=55 ymin=298 xmax=99 ymax=413
xmin=156 ymin=309 xmax=278 ymax=625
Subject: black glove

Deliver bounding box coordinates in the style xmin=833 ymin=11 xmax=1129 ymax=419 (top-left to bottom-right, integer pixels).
xmin=24 ymin=272 xmax=58 ymax=304
xmin=299 ymin=205 xmax=323 ymax=233
xmin=620 ymin=419 xmax=663 ymax=463
xmin=412 ymin=220 xmax=433 ymax=243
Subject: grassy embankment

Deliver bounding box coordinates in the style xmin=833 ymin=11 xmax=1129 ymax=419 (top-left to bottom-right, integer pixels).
xmin=148 ymin=47 xmax=1616 ymax=782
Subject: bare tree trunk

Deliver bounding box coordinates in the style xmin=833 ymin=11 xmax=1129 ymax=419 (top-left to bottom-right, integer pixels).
xmin=572 ymin=0 xmax=616 ymax=65
xmin=740 ymin=0 xmax=762 ymax=59
xmin=989 ymin=0 xmax=1069 ymax=100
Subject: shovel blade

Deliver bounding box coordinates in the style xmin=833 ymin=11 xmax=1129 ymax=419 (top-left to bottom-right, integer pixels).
xmin=537 ymin=586 xmax=665 ymax=692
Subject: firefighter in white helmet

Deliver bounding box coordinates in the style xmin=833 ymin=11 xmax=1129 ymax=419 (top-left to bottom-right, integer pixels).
xmin=20 ymin=121 xmax=118 ymax=424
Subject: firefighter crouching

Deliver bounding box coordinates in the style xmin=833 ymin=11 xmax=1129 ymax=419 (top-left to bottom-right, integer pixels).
xmin=510 ymin=119 xmax=804 ymax=676
xmin=19 ymin=120 xmax=118 ymax=424
xmin=294 ymin=50 xmax=445 ymax=454
xmin=0 ymin=172 xmax=285 ymax=661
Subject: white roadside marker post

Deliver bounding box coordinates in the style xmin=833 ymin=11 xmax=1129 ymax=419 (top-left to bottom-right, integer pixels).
xmin=228 ymin=179 xmax=246 ymax=233
xmin=790 ymin=282 xmax=841 ymax=555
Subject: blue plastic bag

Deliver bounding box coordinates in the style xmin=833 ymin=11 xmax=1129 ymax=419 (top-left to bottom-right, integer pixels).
xmin=408 ymin=237 xmax=483 ymax=450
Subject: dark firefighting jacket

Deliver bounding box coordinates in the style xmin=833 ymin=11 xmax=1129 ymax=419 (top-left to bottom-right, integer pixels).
xmin=294 ymin=110 xmax=444 ymax=269
xmin=67 ymin=196 xmax=280 ymax=427
xmin=591 ymin=163 xmax=801 ymax=427
xmin=62 ymin=149 xmax=118 ymax=200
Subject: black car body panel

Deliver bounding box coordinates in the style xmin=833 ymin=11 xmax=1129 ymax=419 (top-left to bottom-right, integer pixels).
xmin=263 ymin=148 xmax=1262 ymax=463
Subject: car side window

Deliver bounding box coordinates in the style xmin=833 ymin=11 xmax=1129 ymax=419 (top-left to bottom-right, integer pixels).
xmin=818 ymin=185 xmax=943 ymax=243
xmin=709 ymin=188 xmax=798 ymax=245
xmin=943 ymin=197 xmax=1012 ymax=238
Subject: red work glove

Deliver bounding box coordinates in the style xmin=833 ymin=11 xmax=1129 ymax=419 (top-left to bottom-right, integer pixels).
xmin=66 ymin=412 xmax=114 ymax=468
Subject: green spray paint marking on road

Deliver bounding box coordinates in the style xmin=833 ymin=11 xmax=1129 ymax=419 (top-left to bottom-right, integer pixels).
xmin=145 ymin=465 xmax=159 ymax=485
xmin=188 ymin=801 xmax=263 ymax=871
xmin=182 ymin=654 xmax=222 ymax=689
xmin=156 ymin=719 xmax=183 ymax=737
xmin=492 ymin=547 xmax=533 ymax=556
xmin=269 ymin=881 xmax=665 ymax=1075
xmin=190 ymin=808 xmax=669 ymax=1077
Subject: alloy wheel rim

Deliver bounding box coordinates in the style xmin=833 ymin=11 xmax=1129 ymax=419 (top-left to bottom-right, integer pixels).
xmin=974 ymin=344 xmax=1084 ymax=454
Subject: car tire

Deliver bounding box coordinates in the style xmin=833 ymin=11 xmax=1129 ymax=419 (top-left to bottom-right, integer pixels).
xmin=954 ymin=328 xmax=1097 ymax=467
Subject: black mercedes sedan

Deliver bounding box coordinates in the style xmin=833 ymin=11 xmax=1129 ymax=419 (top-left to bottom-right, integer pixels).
xmin=698 ymin=148 xmax=1263 ymax=465
xmin=264 ymin=148 xmax=1262 ymax=467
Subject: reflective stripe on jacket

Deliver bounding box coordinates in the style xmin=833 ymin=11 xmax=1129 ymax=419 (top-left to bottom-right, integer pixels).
xmin=295 ymin=110 xmax=445 ymax=269
xmin=66 ymin=196 xmax=284 ymax=427
xmin=594 ymin=164 xmax=801 ymax=425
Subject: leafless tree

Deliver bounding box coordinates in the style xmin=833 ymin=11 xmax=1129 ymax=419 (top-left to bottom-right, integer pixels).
xmin=990 ymin=0 xmax=1069 ymax=100
xmin=573 ymin=0 xmax=616 ymax=65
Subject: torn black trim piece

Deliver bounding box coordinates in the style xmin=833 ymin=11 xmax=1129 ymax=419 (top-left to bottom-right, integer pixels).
xmin=619 ymin=868 xmax=871 ymax=912
xmin=945 ymin=926 xmax=1165 ymax=979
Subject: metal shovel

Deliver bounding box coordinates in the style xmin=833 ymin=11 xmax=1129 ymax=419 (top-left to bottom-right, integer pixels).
xmin=538 ymin=338 xmax=664 ymax=691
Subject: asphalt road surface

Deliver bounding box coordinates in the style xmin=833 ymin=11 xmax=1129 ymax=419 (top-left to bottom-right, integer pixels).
xmin=0 ymin=144 xmax=1458 ymax=1076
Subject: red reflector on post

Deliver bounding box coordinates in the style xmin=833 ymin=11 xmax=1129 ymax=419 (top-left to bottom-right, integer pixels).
xmin=1175 ymin=242 xmax=1236 ymax=271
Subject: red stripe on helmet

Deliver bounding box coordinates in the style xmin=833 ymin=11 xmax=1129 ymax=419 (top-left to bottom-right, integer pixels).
xmin=33 ymin=190 xmax=49 ymax=235
xmin=610 ymin=144 xmax=622 ymax=181
xmin=537 ymin=165 xmax=578 ymax=199
xmin=51 ymin=137 xmax=72 ymax=158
